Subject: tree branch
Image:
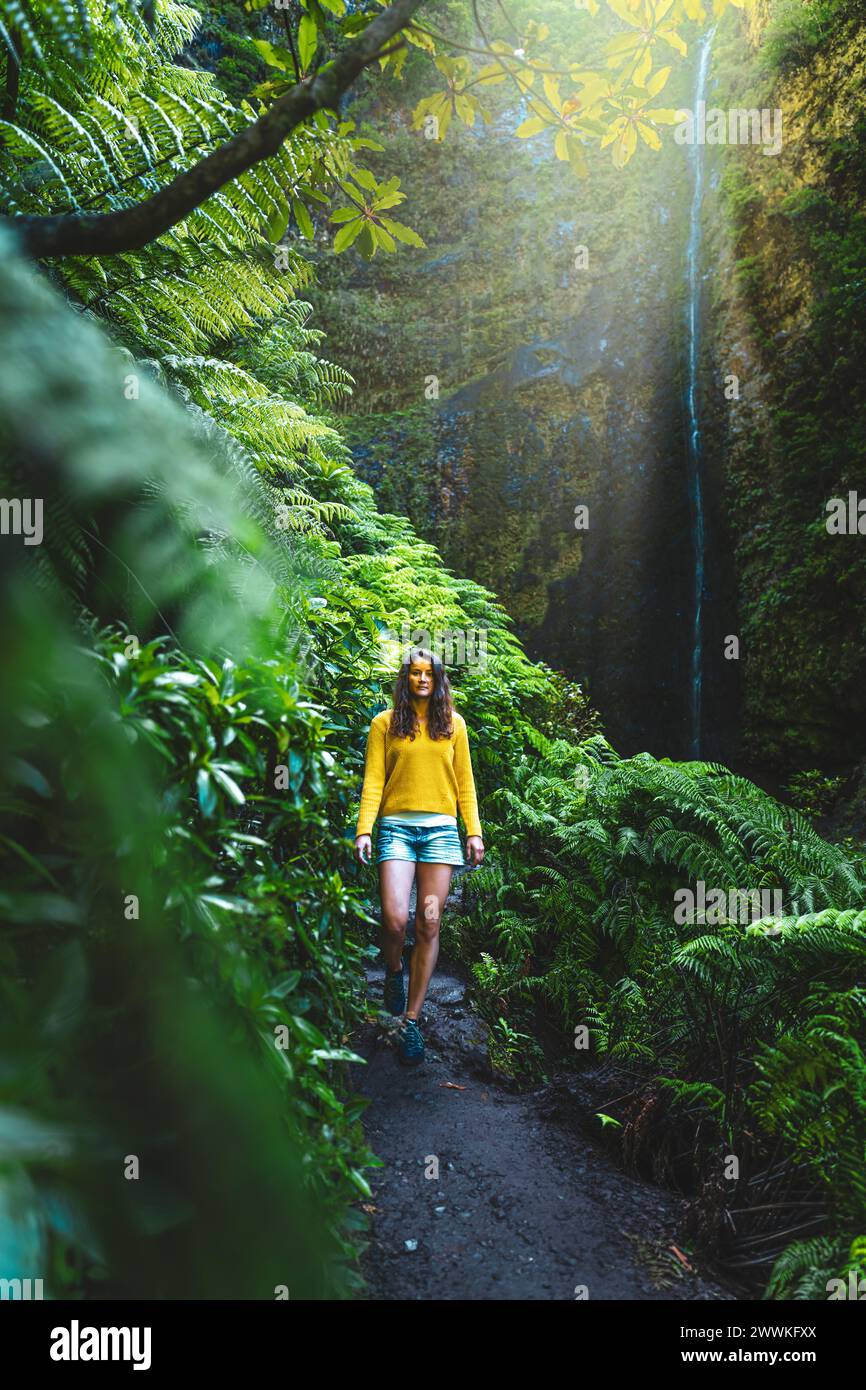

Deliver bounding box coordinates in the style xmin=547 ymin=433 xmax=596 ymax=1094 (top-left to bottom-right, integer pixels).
xmin=4 ymin=0 xmax=427 ymax=260
xmin=280 ymin=8 xmax=302 ymax=83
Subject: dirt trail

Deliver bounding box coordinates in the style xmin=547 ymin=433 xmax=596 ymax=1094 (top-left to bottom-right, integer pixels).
xmin=351 ymin=886 xmax=737 ymax=1301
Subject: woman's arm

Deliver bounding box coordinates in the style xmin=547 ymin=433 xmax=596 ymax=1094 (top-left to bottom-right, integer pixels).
xmin=355 ymin=716 xmax=386 ymax=838
xmin=453 ymin=716 xmax=483 ymax=846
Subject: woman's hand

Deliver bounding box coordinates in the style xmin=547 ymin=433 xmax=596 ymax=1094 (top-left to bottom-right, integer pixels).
xmin=354 ymin=834 xmax=372 ymax=866
xmin=466 ymin=835 xmax=485 ymax=867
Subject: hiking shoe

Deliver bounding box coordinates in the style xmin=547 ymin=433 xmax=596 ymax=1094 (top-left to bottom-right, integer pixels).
xmin=398 ymin=1017 xmax=425 ymax=1067
xmin=383 ymin=967 xmax=406 ymax=1016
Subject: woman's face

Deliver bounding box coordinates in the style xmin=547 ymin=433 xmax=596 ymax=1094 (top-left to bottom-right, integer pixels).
xmin=408 ymin=657 xmax=434 ymax=700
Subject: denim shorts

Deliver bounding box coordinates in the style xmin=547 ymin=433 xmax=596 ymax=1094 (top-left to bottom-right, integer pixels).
xmin=376 ymin=820 xmax=465 ymax=866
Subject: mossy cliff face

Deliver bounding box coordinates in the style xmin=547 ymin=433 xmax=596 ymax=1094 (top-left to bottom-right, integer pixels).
xmin=703 ymin=0 xmax=866 ymax=775
xmin=312 ymin=2 xmax=864 ymax=771
xmin=312 ymin=51 xmax=706 ymax=758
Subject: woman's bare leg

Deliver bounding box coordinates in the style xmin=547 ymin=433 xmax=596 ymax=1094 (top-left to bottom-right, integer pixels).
xmin=406 ymin=862 xmax=454 ymax=1019
xmin=378 ymin=859 xmax=416 ymax=971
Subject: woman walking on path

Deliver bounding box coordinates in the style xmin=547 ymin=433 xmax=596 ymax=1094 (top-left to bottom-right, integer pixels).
xmin=354 ymin=647 xmax=485 ymax=1066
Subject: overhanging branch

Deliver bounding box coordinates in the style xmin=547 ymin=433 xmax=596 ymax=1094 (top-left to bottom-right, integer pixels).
xmin=4 ymin=0 xmax=427 ymax=260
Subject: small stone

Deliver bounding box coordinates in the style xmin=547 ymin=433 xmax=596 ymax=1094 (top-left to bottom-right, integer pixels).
xmin=440 ymin=990 xmax=465 ymax=1006
xmin=404 ymin=1239 xmax=418 ymax=1252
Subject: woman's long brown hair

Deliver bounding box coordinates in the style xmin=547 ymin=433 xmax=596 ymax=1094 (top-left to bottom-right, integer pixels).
xmin=389 ymin=646 xmax=453 ymax=741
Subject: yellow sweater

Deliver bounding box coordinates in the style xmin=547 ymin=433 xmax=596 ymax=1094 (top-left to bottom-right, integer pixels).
xmin=355 ymin=708 xmax=482 ymax=838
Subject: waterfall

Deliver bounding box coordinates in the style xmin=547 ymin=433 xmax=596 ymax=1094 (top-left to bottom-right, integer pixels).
xmin=684 ymin=26 xmax=716 ymax=759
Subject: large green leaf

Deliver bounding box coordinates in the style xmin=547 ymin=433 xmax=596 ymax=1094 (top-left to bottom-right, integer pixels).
xmin=298 ymin=14 xmax=318 ymax=71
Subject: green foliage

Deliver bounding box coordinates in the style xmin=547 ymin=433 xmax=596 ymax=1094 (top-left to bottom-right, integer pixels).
xmin=445 ymin=729 xmax=866 ymax=1289
xmin=489 ymin=1016 xmax=546 ymax=1081
xmin=759 ymin=0 xmax=838 ymax=74
xmin=330 ymin=171 xmax=426 ymax=259
xmin=403 ymin=0 xmax=748 ymax=172
xmin=0 ymin=231 xmax=386 ymax=1294
xmin=710 ymin=0 xmax=866 ymax=768
xmin=783 ymin=768 xmax=845 ymax=819
xmin=0 ymin=621 xmax=377 ymax=1297
xmin=0 ymin=0 xmax=416 ymax=265
xmin=0 ymin=1 xmax=596 ymax=1292
xmin=3 ymin=0 xmax=865 ymax=1307
xmin=189 ymin=1 xmax=268 ymax=103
